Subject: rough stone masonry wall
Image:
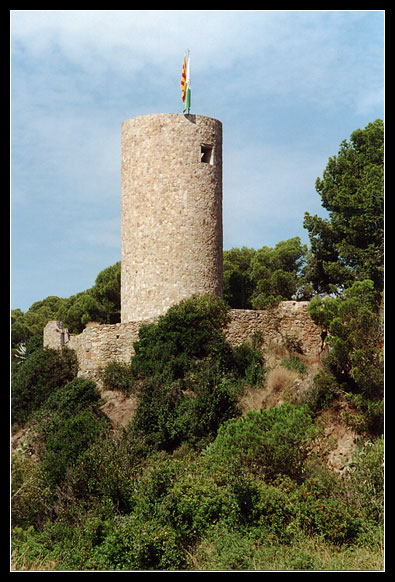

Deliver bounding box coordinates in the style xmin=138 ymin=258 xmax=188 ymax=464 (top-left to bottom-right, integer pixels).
xmin=67 ymin=320 xmax=154 ymax=378
xmin=225 ymin=301 xmax=322 ymax=356
xmin=121 ymin=114 xmax=223 ymax=323
xmin=43 ymin=301 xmax=322 ymax=381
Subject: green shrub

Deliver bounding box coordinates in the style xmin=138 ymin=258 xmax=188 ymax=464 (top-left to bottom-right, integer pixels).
xmin=191 ymin=521 xmax=382 ymax=571
xmin=25 ymin=334 xmax=43 ymax=355
xmin=42 ymin=377 xmax=102 ymax=418
xmin=188 ymin=523 xmax=258 ymax=570
xmin=133 ymin=362 xmax=242 ymax=451
xmin=132 ymin=378 xmax=186 ymax=450
xmin=14 ymin=501 xmax=117 ymax=571
xmin=130 ymin=295 xmax=264 ymax=451
xmin=246 ymin=482 xmax=295 ymax=539
xmin=100 ymin=361 xmax=135 ymax=394
xmin=281 ymin=355 xmax=305 ymax=374
xmin=345 ymin=436 xmax=384 ymax=525
xmin=131 ymin=294 xmax=232 ymax=381
xmin=41 ymin=409 xmax=110 ymax=486
xmin=305 ymin=369 xmax=341 ymax=411
xmin=130 ymin=455 xmax=188 ymax=518
xmin=206 ymin=403 xmax=319 ymax=483
xmin=292 ymin=467 xmax=365 ymax=546
xmin=71 ymin=435 xmax=140 ymax=513
xmin=296 ymin=496 xmax=362 ymax=545
xmin=228 ymin=473 xmax=295 ymax=538
xmin=11 ymin=525 xmax=55 ymax=571
xmin=343 ymin=394 xmax=384 ymax=436
xmin=88 ymin=515 xmax=185 ymax=570
xmin=308 ymin=281 xmax=383 ymax=400
xmin=31 ymin=377 xmax=104 ymax=460
xmin=231 ymin=343 xmax=265 ymax=385
xmin=11 ymin=452 xmax=53 ymax=529
xmin=162 ymin=472 xmax=238 ymax=544
xmin=183 ymin=361 xmax=242 ymax=445
xmin=11 ymin=346 xmax=78 ymax=426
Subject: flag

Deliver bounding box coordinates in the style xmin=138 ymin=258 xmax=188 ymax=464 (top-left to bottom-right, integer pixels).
xmin=181 ymin=50 xmax=191 ymax=113
xmin=181 ymin=54 xmax=187 ymax=104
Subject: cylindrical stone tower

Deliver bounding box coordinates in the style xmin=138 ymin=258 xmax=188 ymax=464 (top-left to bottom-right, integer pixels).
xmin=121 ymin=113 xmax=223 ymax=322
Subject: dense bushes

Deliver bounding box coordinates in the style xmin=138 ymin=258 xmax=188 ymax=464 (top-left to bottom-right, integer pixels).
xmin=100 ymin=362 xmax=135 ymax=395
xmin=206 ymin=404 xmax=319 ymax=483
xmin=307 ymin=280 xmax=384 ymax=433
xmin=11 ymin=419 xmax=384 ymax=571
xmin=11 ymin=293 xmax=383 ymax=571
xmin=40 ymin=408 xmax=109 ymax=487
xmin=102 ymin=295 xmax=264 ymax=451
xmin=131 ymin=294 xmax=233 ymax=380
xmin=12 ymin=421 xmax=384 ymax=570
xmin=86 ymin=514 xmax=185 ymax=571
xmin=132 ymin=362 xmax=242 ymax=451
xmin=11 ymin=345 xmax=78 ymax=427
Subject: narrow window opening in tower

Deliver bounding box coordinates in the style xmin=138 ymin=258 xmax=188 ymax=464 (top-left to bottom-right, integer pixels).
xmin=200 ymin=144 xmax=214 ymax=164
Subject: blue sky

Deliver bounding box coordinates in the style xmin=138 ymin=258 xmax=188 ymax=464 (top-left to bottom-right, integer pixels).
xmin=11 ymin=10 xmax=384 ymax=312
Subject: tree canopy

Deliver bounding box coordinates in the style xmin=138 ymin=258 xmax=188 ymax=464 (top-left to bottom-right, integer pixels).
xmin=223 ymin=237 xmax=311 ymax=310
xmin=303 ymin=119 xmax=384 ymax=295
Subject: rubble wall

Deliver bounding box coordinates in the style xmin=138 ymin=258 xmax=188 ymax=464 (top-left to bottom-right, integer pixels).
xmin=44 ymin=301 xmax=322 ymax=381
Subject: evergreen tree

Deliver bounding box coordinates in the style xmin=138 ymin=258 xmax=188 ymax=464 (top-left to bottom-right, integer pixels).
xmin=304 ymin=119 xmax=384 ymax=295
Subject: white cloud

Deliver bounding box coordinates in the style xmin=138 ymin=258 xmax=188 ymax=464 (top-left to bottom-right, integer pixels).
xmin=11 ymin=10 xmax=384 ymax=115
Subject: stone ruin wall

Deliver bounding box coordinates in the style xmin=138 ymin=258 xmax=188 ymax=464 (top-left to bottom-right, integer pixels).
xmin=225 ymin=301 xmax=322 ymax=354
xmin=43 ymin=301 xmax=323 ymax=383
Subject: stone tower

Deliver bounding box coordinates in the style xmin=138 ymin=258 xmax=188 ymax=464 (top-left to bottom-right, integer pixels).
xmin=121 ymin=113 xmax=223 ymax=322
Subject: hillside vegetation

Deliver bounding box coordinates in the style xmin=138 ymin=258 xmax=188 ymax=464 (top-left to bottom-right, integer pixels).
xmin=11 ymin=120 xmax=384 ymax=571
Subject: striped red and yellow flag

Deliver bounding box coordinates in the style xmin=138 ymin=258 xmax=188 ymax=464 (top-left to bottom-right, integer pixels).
xmin=181 ymin=54 xmax=187 ymax=105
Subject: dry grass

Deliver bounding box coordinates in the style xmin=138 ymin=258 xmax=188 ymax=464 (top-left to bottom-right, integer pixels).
xmin=11 ymin=548 xmax=57 ymax=571
xmin=267 ymin=367 xmax=299 ymax=393
xmin=239 ymin=339 xmax=323 ymax=415
xmin=239 ymin=384 xmax=265 ymax=413
xmin=240 ymin=366 xmax=300 ymax=413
